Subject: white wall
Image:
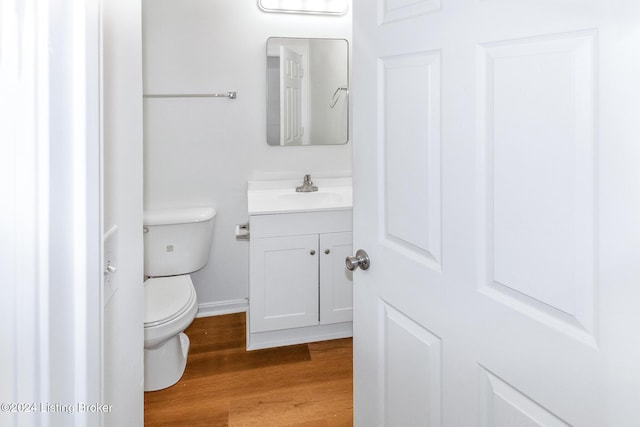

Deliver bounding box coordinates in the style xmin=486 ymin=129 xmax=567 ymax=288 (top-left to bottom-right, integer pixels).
xmin=142 ymin=0 xmax=352 ymax=313
xmin=103 ymin=0 xmax=145 ymax=424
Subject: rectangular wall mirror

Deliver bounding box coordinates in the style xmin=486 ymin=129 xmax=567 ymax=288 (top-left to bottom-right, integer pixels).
xmin=266 ymin=37 xmax=349 ymax=146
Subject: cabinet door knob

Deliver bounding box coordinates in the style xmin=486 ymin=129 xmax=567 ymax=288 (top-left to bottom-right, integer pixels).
xmin=310 ymin=250 xmax=316 ymax=255
xmin=325 ymin=249 xmax=331 ymax=254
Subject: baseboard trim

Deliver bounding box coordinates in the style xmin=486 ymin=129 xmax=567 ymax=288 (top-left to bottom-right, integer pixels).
xmin=196 ymin=299 xmax=248 ymax=317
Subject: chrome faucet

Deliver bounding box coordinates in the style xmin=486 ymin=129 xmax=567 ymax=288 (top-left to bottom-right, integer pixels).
xmin=296 ymin=174 xmax=318 ymax=192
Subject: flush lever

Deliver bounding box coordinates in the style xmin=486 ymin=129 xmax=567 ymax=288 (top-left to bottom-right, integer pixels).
xmin=345 ymin=249 xmax=370 ymax=271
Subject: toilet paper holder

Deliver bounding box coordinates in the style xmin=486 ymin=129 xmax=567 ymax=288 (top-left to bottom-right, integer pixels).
xmin=235 ymin=222 xmax=250 ymax=241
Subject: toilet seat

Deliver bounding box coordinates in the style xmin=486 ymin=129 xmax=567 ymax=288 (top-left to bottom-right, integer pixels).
xmin=144 ymin=275 xmax=196 ymax=328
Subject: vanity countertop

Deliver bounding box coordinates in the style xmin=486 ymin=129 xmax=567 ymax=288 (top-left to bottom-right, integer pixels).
xmin=248 ymin=177 xmax=352 ymax=215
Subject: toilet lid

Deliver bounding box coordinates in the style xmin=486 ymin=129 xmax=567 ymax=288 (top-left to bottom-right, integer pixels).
xmin=144 ymin=275 xmax=196 ymax=327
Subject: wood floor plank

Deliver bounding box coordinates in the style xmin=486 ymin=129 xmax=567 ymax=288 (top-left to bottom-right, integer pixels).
xmin=183 ymin=343 xmax=312 ymax=378
xmin=144 ymin=313 xmax=353 ymax=427
xmin=186 ymin=312 xmax=246 ymax=354
xmin=228 ymin=379 xmax=352 ymax=427
xmin=145 ymin=358 xmax=352 ymax=408
xmin=144 ymin=400 xmax=229 ymax=427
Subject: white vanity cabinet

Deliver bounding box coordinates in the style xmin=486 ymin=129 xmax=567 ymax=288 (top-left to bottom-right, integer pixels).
xmin=248 ymin=209 xmax=353 ymax=350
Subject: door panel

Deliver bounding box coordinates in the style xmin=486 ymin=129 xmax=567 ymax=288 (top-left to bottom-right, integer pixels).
xmin=479 ymin=31 xmax=596 ymax=340
xmin=381 ymin=51 xmax=442 ymax=269
xmin=380 ymin=302 xmax=442 ymax=426
xmin=320 ymin=232 xmax=353 ymax=325
xmin=280 ymin=46 xmax=304 ymax=146
xmin=353 ymin=0 xmax=640 ymax=425
xmin=478 ymin=367 xmax=570 ymax=427
xmin=250 ymin=234 xmax=319 ymax=332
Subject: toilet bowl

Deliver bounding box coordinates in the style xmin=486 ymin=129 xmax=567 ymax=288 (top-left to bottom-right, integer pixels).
xmin=143 ymin=275 xmax=198 ymax=392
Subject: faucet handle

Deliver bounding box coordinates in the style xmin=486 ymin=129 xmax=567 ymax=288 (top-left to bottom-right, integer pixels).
xmin=304 ymin=174 xmax=311 ymax=183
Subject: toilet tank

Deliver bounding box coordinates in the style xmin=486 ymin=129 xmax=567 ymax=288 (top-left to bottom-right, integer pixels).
xmin=143 ymin=207 xmax=216 ymax=277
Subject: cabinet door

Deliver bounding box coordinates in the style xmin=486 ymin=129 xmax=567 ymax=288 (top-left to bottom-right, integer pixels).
xmin=319 ymin=232 xmax=353 ymax=325
xmin=250 ymin=234 xmax=319 ymax=333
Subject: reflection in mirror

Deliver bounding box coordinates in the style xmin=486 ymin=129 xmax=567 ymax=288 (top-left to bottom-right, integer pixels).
xmin=266 ymin=37 xmax=349 ymax=146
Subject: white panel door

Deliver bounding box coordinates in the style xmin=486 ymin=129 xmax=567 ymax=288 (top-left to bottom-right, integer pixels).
xmin=280 ymin=45 xmax=304 ymax=146
xmin=320 ymin=232 xmax=353 ymax=325
xmin=352 ymin=0 xmax=640 ymax=426
xmin=250 ymin=234 xmax=319 ymax=332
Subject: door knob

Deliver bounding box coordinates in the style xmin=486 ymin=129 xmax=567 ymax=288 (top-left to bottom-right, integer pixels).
xmin=346 ymin=249 xmax=370 ymax=271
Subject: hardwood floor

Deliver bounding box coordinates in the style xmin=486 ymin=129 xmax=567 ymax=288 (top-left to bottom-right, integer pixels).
xmin=144 ymin=313 xmax=353 ymax=426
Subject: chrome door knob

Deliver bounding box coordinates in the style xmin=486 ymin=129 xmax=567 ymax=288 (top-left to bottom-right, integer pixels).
xmin=346 ymin=249 xmax=370 ymax=271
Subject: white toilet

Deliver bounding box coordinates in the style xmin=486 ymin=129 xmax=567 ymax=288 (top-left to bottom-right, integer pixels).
xmin=143 ymin=206 xmax=216 ymax=392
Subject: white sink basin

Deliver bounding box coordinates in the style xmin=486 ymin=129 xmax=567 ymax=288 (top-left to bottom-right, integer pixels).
xmin=248 ymin=178 xmax=352 ymax=214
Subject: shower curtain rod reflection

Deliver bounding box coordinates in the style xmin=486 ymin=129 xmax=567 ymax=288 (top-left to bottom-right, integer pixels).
xmin=330 ymin=86 xmax=348 ymax=108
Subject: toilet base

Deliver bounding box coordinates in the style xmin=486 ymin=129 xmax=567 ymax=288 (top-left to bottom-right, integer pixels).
xmin=144 ymin=332 xmax=190 ymax=392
